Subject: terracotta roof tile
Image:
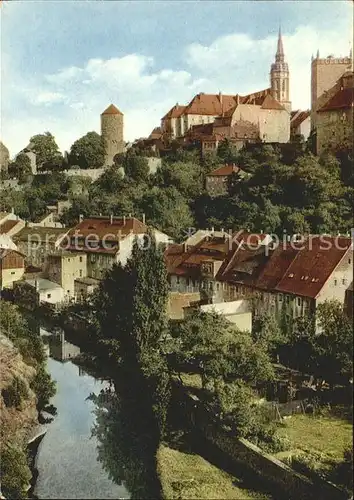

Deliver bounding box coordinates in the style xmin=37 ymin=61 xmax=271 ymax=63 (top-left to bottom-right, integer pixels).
xmin=275 ymin=237 xmax=352 ymax=298
xmin=290 ymin=110 xmax=310 ymax=130
xmin=318 ymin=87 xmax=353 ymax=112
xmin=184 ymin=93 xmax=238 ymax=116
xmin=207 ymin=164 xmax=242 ymax=177
xmin=0 ymin=220 xmax=20 ymax=234
xmin=162 ymin=105 xmax=186 ymax=120
xmin=101 ymin=104 xmax=123 ymax=115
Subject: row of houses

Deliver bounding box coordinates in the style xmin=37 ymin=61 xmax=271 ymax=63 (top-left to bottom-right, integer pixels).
xmin=1 ymin=211 xmax=352 ymax=330
xmin=164 ymin=229 xmax=353 ymax=329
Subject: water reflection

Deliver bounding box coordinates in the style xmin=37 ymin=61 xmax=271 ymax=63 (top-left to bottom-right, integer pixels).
xmin=34 ymin=326 xmax=130 ymax=499
xmin=89 ymin=380 xmax=162 ymax=500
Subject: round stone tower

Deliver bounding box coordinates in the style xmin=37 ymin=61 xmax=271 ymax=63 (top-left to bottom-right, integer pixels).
xmin=101 ymin=104 xmax=125 ymax=167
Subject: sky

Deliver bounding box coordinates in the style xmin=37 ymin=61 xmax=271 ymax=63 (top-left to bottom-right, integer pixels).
xmin=0 ymin=0 xmax=352 ymax=157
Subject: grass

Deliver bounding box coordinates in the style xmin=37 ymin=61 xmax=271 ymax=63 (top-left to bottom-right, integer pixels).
xmin=157 ymin=444 xmax=271 ymax=500
xmin=275 ymin=412 xmax=353 ymax=463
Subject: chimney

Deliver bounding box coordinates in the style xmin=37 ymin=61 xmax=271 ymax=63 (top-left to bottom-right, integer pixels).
xmin=142 ymin=213 xmax=146 ymax=224
xmin=236 ymin=94 xmax=240 ymax=105
xmin=183 ymin=242 xmax=188 ymax=252
xmin=123 ymin=215 xmax=126 ymax=226
xmin=110 ymin=214 xmax=113 ymax=225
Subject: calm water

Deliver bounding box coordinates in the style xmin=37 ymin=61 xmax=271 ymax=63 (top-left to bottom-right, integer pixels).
xmin=34 ymin=333 xmax=129 ymax=499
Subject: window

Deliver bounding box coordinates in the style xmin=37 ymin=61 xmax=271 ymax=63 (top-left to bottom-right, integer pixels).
xmin=334 ymin=279 xmax=338 ymax=286
xmin=79 ymin=256 xmax=83 ymax=263
xmin=297 ymin=297 xmax=301 ymax=306
xmin=216 ymin=283 xmax=220 ymax=291
xmin=349 ymin=258 xmax=352 ymax=265
xmin=342 ymin=278 xmax=347 ymax=285
xmin=67 ymin=290 xmax=70 ymax=294
xmin=79 ymin=270 xmax=82 ymax=277
xmin=186 ymin=278 xmax=190 ymax=287
xmin=11 ymin=271 xmax=15 ymax=275
xmin=279 ymin=294 xmax=283 ymax=302
xmin=47 ymin=294 xmax=51 ymax=299
xmin=176 ymin=277 xmax=180 ymax=285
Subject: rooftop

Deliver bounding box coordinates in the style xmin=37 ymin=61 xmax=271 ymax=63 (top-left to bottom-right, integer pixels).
xmin=207 ymin=164 xmax=246 ymax=177
xmin=13 ymin=226 xmax=67 ymax=242
xmin=0 ymin=219 xmax=21 ymax=234
xmin=318 ymin=87 xmax=353 ymax=112
xmin=25 ymin=278 xmax=62 ymax=291
xmin=101 ymin=104 xmax=123 ymax=116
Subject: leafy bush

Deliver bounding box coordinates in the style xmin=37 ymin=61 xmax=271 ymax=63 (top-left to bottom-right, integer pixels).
xmin=0 ymin=443 xmax=31 ymax=499
xmin=30 ymin=365 xmax=56 ymax=411
xmin=333 ymin=446 xmax=353 ymax=493
xmin=2 ymin=376 xmax=28 ymax=408
xmin=251 ymin=424 xmax=291 ymax=453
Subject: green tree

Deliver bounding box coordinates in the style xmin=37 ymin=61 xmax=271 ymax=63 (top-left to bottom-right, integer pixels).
xmin=11 ymin=153 xmax=32 ymax=182
xmin=217 ymin=138 xmax=238 ymax=163
xmin=316 ymin=300 xmax=353 ymax=384
xmin=124 ymin=150 xmax=149 ymax=182
xmin=70 ymin=131 xmax=105 ymax=169
xmin=173 ymin=311 xmax=274 ymax=389
xmin=140 ymin=186 xmax=193 ymax=241
xmin=29 ymin=131 xmax=61 ymax=167
xmin=158 ymin=161 xmax=204 ymax=200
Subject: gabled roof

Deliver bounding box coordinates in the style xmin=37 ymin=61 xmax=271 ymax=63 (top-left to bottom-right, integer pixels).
xmin=13 ymin=226 xmax=66 ymax=242
xmin=183 ymin=93 xmax=238 ymax=116
xmin=0 ymin=248 xmax=25 ymax=260
xmin=0 ymin=220 xmax=21 ymax=234
xmin=318 ymin=87 xmax=353 ymax=112
xmin=260 ymin=93 xmax=285 ymax=110
xmin=101 ymin=104 xmax=123 ymax=115
xmin=290 ymin=110 xmax=310 ymax=130
xmin=207 ymin=164 xmax=243 ymax=177
xmin=274 ymin=237 xmax=352 ymax=298
xmin=64 ymin=216 xmax=148 ymax=254
xmin=161 ymin=105 xmax=186 ymax=120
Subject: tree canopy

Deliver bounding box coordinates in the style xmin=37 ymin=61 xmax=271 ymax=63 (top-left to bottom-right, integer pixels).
xmin=69 ymin=131 xmax=105 ymax=169
xmin=29 ymin=132 xmax=62 ymax=168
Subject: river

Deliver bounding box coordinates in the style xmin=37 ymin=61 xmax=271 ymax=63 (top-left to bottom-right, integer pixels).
xmin=34 ymin=327 xmax=130 ymax=499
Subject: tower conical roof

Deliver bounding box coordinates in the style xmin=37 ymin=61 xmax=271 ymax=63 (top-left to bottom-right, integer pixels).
xmin=101 ymin=104 xmax=123 ymax=115
xmin=275 ymin=27 xmax=284 ymax=62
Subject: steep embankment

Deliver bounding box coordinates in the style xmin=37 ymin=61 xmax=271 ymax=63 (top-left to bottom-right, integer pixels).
xmin=0 ymin=333 xmax=38 ymax=498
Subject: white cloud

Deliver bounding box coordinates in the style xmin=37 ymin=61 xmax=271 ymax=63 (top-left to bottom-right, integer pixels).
xmin=32 ymin=91 xmax=67 ymax=106
xmin=2 ymin=22 xmax=352 ymax=157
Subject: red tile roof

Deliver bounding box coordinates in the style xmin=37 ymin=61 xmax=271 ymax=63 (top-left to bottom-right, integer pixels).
xmin=64 ymin=216 xmax=147 ymax=254
xmin=0 ymin=220 xmax=20 ymax=234
xmin=274 ymin=237 xmax=352 ymax=298
xmin=101 ymin=104 xmax=123 ymax=115
xmin=318 ymin=87 xmax=353 ymax=112
xmin=207 ymin=164 xmax=242 ymax=177
xmin=184 ymin=93 xmax=238 ymax=116
xmin=216 ymin=236 xmax=352 ymax=299
xmin=162 ymin=105 xmax=186 ymax=120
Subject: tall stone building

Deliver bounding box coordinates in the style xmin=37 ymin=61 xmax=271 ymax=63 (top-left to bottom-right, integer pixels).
xmin=270 ymin=28 xmax=291 ymax=112
xmin=160 ymin=29 xmax=291 ymax=143
xmin=101 ymin=104 xmax=125 ymax=167
xmin=311 ymin=51 xmax=352 ymax=130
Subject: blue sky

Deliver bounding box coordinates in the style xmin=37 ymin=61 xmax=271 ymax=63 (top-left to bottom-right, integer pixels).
xmin=1 ymin=1 xmax=352 ymax=156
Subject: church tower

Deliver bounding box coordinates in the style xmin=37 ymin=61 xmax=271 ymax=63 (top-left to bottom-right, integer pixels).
xmin=101 ymin=104 xmax=125 ymax=167
xmin=270 ymin=28 xmax=291 ymax=112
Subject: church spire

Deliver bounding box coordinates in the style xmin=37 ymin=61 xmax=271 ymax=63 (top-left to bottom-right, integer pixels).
xmin=276 ymin=26 xmax=284 ymax=62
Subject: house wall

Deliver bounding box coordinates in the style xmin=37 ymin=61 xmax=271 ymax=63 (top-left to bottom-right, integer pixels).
xmin=231 ymin=105 xmax=290 ymax=143
xmin=167 ymin=291 xmax=201 ymax=320
xmin=316 ymin=249 xmax=353 ymax=306
xmin=39 ymin=286 xmax=65 ymax=304
xmin=1 ymin=267 xmax=24 ymax=289
xmin=205 ymin=175 xmax=228 ymax=196
xmin=46 ymin=253 xmax=87 ymax=299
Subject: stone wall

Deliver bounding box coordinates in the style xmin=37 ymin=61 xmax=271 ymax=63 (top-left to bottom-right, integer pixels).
xmin=178 ymin=390 xmax=347 ymax=500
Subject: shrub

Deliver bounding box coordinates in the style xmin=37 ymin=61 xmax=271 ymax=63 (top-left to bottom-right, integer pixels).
xmin=252 ymin=424 xmax=291 ymax=453
xmin=30 ymin=365 xmax=56 ymax=411
xmin=0 ymin=443 xmax=31 ymax=499
xmin=1 ymin=376 xmax=28 ymax=408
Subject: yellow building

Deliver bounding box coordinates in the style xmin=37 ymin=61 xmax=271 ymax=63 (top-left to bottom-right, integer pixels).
xmin=0 ymin=248 xmax=25 ymax=289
